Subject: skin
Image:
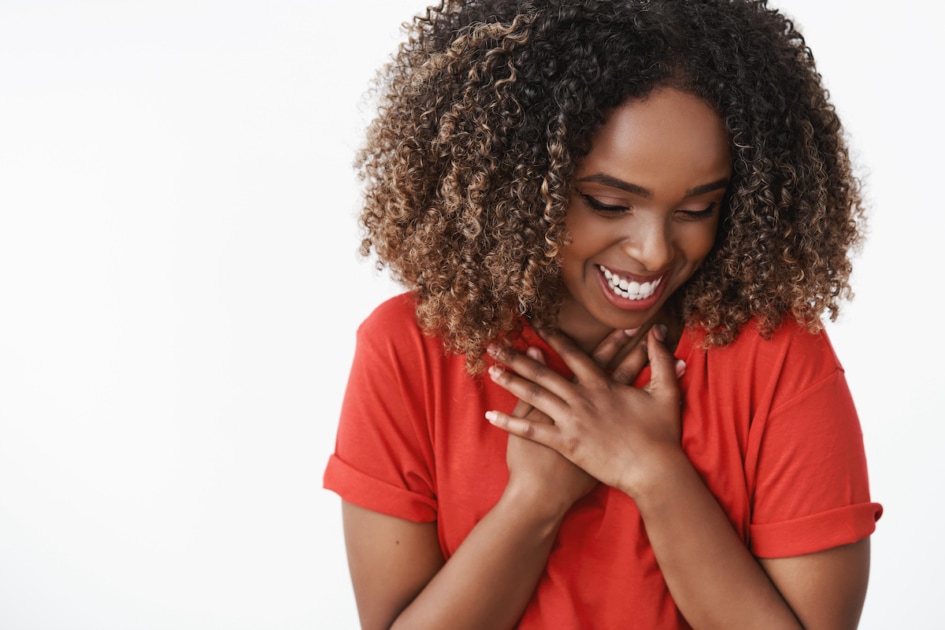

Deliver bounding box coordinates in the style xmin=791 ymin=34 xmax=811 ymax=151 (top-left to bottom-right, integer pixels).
xmin=342 ymin=88 xmax=871 ymax=629
xmin=556 ymin=88 xmax=728 ymax=352
xmin=344 ymin=330 xmax=649 ymax=630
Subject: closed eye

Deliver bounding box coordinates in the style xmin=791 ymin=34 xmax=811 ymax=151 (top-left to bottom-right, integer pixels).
xmin=580 ymin=193 xmax=629 ymax=214
xmin=677 ymin=203 xmax=716 ymax=220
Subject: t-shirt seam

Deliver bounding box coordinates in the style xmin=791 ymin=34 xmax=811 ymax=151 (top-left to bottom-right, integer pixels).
xmin=767 ymin=365 xmax=846 ymax=417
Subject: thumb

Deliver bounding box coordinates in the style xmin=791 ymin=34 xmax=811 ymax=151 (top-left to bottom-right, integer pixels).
xmin=644 ymin=325 xmax=684 ymax=397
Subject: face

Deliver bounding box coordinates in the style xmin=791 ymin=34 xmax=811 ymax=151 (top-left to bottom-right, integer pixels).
xmin=557 ymin=87 xmax=731 ymax=346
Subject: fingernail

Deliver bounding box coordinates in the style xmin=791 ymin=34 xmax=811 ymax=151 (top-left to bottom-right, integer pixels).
xmin=488 ymin=365 xmax=504 ymax=379
xmin=654 ymin=324 xmax=668 ymax=341
xmin=485 ymin=410 xmax=498 ymax=424
xmin=526 ymin=347 xmax=543 ymax=361
xmin=486 ymin=344 xmax=500 ymax=358
xmin=675 ymin=359 xmax=686 ymax=378
xmin=623 ymin=327 xmax=640 ymax=336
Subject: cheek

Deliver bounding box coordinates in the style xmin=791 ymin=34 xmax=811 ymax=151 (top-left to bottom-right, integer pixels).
xmin=562 ymin=216 xmax=605 ymax=258
xmin=682 ymin=222 xmax=719 ymax=263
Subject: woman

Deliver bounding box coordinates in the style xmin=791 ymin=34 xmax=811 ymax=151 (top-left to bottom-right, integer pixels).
xmin=324 ymin=1 xmax=881 ymax=627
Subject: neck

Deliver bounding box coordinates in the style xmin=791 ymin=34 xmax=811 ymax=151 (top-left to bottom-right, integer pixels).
xmin=555 ymin=311 xmax=617 ymax=354
xmin=554 ymin=299 xmax=683 ymax=355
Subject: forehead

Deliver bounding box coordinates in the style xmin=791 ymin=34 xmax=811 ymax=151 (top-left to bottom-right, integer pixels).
xmin=579 ymin=88 xmax=731 ymax=192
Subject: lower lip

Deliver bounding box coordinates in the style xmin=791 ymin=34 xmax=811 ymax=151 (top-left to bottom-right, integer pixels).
xmin=595 ymin=267 xmax=668 ymax=311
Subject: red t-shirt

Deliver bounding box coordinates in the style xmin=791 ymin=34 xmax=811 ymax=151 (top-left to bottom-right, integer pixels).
xmin=324 ymin=293 xmax=881 ymax=628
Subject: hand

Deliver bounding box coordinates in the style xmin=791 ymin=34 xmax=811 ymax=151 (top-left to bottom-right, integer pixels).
xmin=487 ymin=325 xmax=687 ymax=499
xmin=495 ymin=328 xmax=650 ymax=516
xmin=502 ymin=348 xmax=594 ymax=518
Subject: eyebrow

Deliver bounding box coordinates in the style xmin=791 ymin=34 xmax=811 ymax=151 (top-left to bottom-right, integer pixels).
xmin=576 ymin=173 xmax=730 ymax=199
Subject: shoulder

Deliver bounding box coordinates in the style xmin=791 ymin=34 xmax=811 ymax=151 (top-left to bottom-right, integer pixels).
xmin=683 ymin=316 xmax=848 ymax=412
xmin=358 ymin=292 xmax=422 ymax=338
xmin=353 ymin=292 xmax=454 ymax=372
xmin=690 ymin=317 xmax=842 ymax=372
xmin=356 ymin=293 xmax=430 ymax=353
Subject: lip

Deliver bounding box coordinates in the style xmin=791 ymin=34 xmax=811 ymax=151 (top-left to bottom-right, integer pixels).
xmin=595 ymin=264 xmax=670 ymax=311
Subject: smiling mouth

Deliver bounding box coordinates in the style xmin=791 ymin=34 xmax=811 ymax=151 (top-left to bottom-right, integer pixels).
xmin=598 ymin=265 xmax=663 ymax=300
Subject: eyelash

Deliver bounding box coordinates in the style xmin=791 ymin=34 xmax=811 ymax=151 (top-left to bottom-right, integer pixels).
xmin=580 ymin=193 xmax=716 ymax=220
xmin=678 ymin=204 xmax=716 ymax=220
xmin=580 ymin=193 xmax=628 ymax=213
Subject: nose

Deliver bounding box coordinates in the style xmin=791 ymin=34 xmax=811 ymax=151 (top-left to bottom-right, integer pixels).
xmin=622 ymin=218 xmax=674 ymax=272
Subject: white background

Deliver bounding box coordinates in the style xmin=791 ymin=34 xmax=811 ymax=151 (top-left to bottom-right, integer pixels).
xmin=0 ymin=1 xmax=939 ymax=628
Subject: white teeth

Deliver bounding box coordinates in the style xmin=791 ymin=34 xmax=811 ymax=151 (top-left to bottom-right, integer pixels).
xmin=599 ymin=265 xmax=661 ymax=300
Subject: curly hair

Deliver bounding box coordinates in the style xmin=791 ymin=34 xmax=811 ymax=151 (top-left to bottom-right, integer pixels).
xmin=356 ymin=0 xmax=865 ymax=373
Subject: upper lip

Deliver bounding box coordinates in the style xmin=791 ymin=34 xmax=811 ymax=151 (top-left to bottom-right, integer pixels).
xmin=598 ymin=264 xmax=668 ymax=284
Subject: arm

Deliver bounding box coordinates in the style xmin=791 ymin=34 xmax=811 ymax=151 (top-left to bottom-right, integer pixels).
xmin=486 ymin=326 xmax=870 ymax=629
xmin=343 ymin=484 xmax=565 ymax=630
xmin=342 ymin=504 xmax=444 ymax=629
xmin=761 ymin=540 xmax=870 ymax=630
xmin=630 ymin=444 xmax=869 ymax=629
xmin=343 ymin=330 xmax=645 ymax=630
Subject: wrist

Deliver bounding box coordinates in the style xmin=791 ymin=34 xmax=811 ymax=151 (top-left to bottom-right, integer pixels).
xmin=618 ymin=444 xmax=693 ymax=507
xmin=498 ymin=480 xmax=571 ymax=535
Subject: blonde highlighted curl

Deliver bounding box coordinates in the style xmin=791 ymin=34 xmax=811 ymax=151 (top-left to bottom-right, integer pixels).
xmin=356 ymin=0 xmax=865 ymax=373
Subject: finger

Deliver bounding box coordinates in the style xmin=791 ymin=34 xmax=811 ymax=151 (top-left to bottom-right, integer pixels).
xmin=526 ymin=345 xmax=547 ymax=365
xmin=644 ymin=326 xmax=684 ymax=399
xmin=589 ymin=327 xmax=640 ymax=369
xmin=488 ymin=343 xmax=574 ymax=400
xmin=537 ymin=328 xmax=606 ymax=384
xmin=511 ymin=398 xmax=555 ymax=424
xmin=611 ymin=339 xmax=649 ymax=385
xmin=486 ymin=409 xmax=560 ymax=449
xmin=511 ymin=398 xmax=534 ymax=419
xmin=523 ymin=347 xmax=556 ymax=424
xmin=526 ymin=406 xmax=556 ymax=424
xmin=512 ymin=349 xmax=557 ymax=424
xmin=488 ymin=362 xmax=567 ymax=414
